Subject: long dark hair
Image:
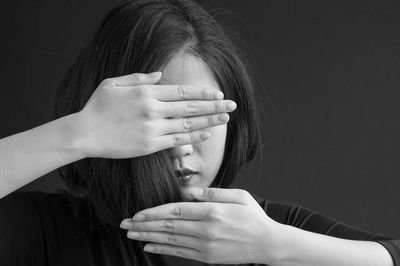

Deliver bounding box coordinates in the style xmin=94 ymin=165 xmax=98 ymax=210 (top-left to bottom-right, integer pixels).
xmin=54 ymin=0 xmax=260 ymax=231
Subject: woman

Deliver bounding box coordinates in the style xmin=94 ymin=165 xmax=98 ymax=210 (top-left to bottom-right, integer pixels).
xmin=0 ymin=0 xmax=399 ymax=265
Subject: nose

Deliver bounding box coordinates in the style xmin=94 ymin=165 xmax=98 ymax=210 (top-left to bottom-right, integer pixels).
xmin=170 ymin=144 xmax=194 ymax=159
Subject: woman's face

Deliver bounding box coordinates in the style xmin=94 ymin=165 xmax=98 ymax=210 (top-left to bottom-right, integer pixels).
xmin=159 ymin=52 xmax=227 ymax=188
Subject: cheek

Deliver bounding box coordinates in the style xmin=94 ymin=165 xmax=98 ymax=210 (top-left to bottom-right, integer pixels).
xmin=197 ymin=124 xmax=227 ymax=186
xmin=197 ymin=124 xmax=227 ymax=160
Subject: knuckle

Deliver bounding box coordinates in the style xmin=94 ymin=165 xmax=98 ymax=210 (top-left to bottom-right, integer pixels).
xmin=208 ymin=115 xmax=214 ymax=127
xmin=163 ymin=220 xmax=175 ymax=230
xmin=185 ymin=101 xmax=197 ymax=115
xmin=173 ymin=134 xmax=182 ymax=146
xmin=207 ymin=204 xmax=222 ymax=221
xmin=160 ymin=246 xmax=168 ymax=254
xmin=181 ymin=118 xmax=193 ymax=132
xmin=132 ymin=222 xmax=144 ymax=231
xmin=171 ymin=206 xmax=183 ymax=218
xmin=214 ymin=101 xmax=222 ymax=112
xmin=166 ymin=233 xmax=178 ymax=244
xmin=205 ymin=188 xmax=217 ymax=200
xmin=202 ymin=87 xmax=211 ymax=100
xmin=189 ymin=132 xmax=196 ymax=143
xmin=140 ymin=101 xmax=157 ymax=118
xmin=177 ymin=86 xmax=188 ymax=100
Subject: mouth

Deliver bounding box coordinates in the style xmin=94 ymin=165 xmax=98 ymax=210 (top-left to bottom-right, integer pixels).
xmin=175 ymin=168 xmax=198 ymax=186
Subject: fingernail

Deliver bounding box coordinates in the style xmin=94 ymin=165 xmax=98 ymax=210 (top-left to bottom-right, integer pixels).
xmin=218 ymin=113 xmax=229 ymax=122
xmin=215 ymin=91 xmax=224 ymax=99
xmin=226 ymin=101 xmax=237 ymax=111
xmin=127 ymin=231 xmax=141 ymax=239
xmin=191 ymin=187 xmax=204 ymax=196
xmin=120 ymin=220 xmax=132 ymax=229
xmin=131 ymin=214 xmax=146 ymax=222
xmin=200 ymin=131 xmax=211 ymax=140
xmin=148 ymin=71 xmax=162 ymax=78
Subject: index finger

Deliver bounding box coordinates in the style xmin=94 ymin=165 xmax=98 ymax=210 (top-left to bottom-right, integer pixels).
xmin=131 ymin=202 xmax=211 ymax=221
xmin=146 ymin=85 xmax=224 ymax=101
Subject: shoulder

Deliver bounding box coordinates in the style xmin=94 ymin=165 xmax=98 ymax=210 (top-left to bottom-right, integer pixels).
xmin=0 ymin=190 xmax=98 ymax=265
xmin=0 ymin=190 xmax=64 ymax=227
xmin=0 ymin=190 xmax=75 ymax=264
xmin=0 ymin=189 xmax=72 ymax=225
xmin=0 ymin=189 xmax=90 ymax=245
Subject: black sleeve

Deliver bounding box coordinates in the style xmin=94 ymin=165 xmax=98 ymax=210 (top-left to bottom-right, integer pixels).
xmin=0 ymin=191 xmax=60 ymax=266
xmin=252 ymin=195 xmax=400 ymax=265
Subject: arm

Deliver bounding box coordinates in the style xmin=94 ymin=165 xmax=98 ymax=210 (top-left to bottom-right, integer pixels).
xmin=119 ymin=187 xmax=398 ymax=265
xmin=260 ymin=199 xmax=397 ymax=266
xmin=0 ymin=113 xmax=84 ymax=199
xmin=0 ymin=72 xmax=233 ymax=199
xmin=270 ymin=222 xmax=394 ymax=266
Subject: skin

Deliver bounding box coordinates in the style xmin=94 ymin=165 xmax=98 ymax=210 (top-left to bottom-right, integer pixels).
xmin=0 ymin=67 xmax=237 ymax=199
xmin=119 ymin=54 xmax=394 ymax=266
xmin=0 ymin=48 xmax=391 ymax=264
xmin=76 ymin=70 xmax=237 ymax=160
xmin=158 ymin=52 xmax=228 ymax=188
xmin=118 ymin=53 xmax=282 ymax=264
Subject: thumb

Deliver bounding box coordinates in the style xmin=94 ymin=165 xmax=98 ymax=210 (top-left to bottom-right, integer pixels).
xmin=109 ymin=71 xmax=162 ymax=87
xmin=181 ymin=187 xmax=251 ymax=205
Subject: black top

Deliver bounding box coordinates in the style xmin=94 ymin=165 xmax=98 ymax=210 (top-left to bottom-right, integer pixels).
xmin=0 ymin=190 xmax=399 ymax=266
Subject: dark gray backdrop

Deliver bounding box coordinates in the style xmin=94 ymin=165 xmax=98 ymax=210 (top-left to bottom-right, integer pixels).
xmin=0 ymin=0 xmax=399 ymax=237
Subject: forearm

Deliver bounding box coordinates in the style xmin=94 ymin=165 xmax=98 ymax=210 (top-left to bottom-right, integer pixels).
xmin=0 ymin=113 xmax=85 ymax=199
xmin=269 ymin=223 xmax=394 ymax=266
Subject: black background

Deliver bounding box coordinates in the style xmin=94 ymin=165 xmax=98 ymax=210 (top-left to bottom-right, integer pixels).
xmin=1 ymin=0 xmax=399 ymax=237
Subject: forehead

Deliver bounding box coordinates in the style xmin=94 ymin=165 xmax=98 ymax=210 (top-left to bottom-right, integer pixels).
xmin=158 ymin=52 xmax=220 ymax=91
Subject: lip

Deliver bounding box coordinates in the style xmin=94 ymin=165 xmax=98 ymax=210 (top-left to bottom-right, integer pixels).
xmin=175 ymin=168 xmax=198 ymax=176
xmin=175 ymin=168 xmax=198 ymax=186
xmin=179 ymin=174 xmax=194 ymax=186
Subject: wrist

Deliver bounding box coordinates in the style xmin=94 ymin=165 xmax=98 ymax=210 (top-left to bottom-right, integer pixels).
xmin=256 ymin=220 xmax=303 ymax=266
xmin=57 ymin=112 xmax=88 ymax=160
xmin=254 ymin=218 xmax=290 ymax=265
xmin=268 ymin=222 xmax=294 ymax=265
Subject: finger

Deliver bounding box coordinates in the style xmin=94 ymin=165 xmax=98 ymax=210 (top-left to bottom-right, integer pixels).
xmin=131 ymin=202 xmax=212 ymax=221
xmin=154 ymin=130 xmax=211 ymax=151
xmin=127 ymin=231 xmax=203 ymax=251
xmin=160 ymin=100 xmax=237 ymax=118
xmin=181 ymin=187 xmax=252 ymax=205
xmin=160 ymin=113 xmax=229 ymax=134
xmin=146 ymin=85 xmax=224 ymax=101
xmin=143 ymin=243 xmax=201 ymax=261
xmin=107 ymin=72 xmax=162 ymax=86
xmin=121 ymin=219 xmax=203 ymax=238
